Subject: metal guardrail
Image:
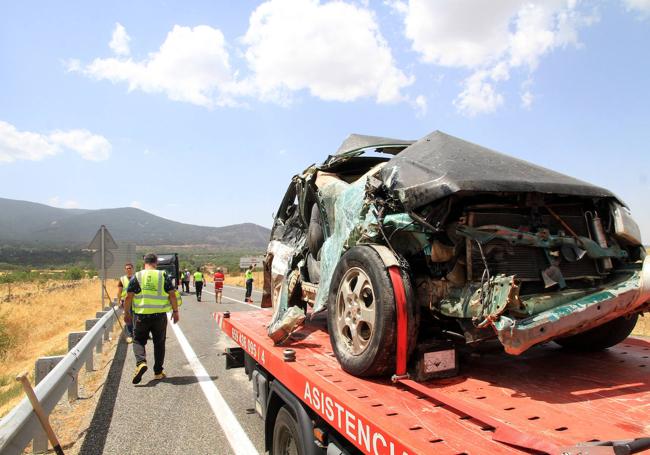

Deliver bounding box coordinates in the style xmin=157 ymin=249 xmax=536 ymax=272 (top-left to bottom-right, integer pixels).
xmin=0 ymin=305 xmax=121 ymax=455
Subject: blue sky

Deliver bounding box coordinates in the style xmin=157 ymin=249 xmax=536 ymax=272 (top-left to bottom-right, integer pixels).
xmin=0 ymin=0 xmax=649 ymax=240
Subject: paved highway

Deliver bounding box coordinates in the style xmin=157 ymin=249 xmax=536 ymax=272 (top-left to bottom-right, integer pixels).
xmin=78 ymin=283 xmax=267 ymax=455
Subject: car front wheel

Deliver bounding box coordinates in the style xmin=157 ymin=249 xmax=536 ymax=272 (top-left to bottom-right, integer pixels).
xmin=327 ymin=246 xmax=417 ymax=377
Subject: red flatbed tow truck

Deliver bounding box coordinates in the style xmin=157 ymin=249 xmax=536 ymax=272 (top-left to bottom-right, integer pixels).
xmin=219 ymin=309 xmax=650 ymax=455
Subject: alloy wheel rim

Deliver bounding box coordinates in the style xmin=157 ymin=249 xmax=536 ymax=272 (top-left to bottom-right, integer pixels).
xmin=335 ymin=267 xmax=375 ymax=355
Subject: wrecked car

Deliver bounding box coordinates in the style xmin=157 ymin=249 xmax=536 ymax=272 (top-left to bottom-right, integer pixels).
xmin=263 ymin=130 xmax=650 ymax=378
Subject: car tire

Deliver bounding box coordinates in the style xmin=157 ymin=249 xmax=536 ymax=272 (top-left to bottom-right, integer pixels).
xmin=327 ymin=246 xmax=417 ymax=377
xmin=272 ymin=406 xmax=304 ymax=455
xmin=554 ymin=314 xmax=639 ymax=351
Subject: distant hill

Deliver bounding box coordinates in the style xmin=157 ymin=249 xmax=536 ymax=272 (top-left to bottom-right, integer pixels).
xmin=0 ymin=197 xmax=270 ymax=249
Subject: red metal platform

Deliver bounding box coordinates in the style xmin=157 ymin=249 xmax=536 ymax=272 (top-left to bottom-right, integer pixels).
xmin=219 ymin=310 xmax=650 ymax=455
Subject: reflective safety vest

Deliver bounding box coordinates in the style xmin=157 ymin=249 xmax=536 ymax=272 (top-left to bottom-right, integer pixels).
xmin=173 ymin=289 xmax=183 ymax=307
xmin=119 ymin=275 xmax=131 ymax=300
xmin=245 ymin=270 xmax=253 ymax=280
xmin=133 ymin=269 xmax=170 ymax=314
xmin=194 ymin=272 xmax=204 ymax=282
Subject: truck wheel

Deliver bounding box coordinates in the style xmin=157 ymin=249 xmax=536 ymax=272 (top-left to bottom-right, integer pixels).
xmin=555 ymin=314 xmax=639 ymax=351
xmin=327 ymin=246 xmax=417 ymax=377
xmin=272 ymin=406 xmax=304 ymax=455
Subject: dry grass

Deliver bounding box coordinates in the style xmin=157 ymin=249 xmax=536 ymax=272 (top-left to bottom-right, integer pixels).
xmin=0 ymin=279 xmax=103 ymax=417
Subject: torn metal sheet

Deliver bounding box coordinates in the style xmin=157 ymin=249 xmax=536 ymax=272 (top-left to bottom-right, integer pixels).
xmin=268 ymin=305 xmax=306 ymax=344
xmin=493 ymin=270 xmax=647 ymax=355
xmin=334 ymin=134 xmax=414 ymax=156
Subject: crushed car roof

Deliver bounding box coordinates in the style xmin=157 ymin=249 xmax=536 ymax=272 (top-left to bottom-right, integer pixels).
xmin=380 ymin=130 xmax=618 ymax=211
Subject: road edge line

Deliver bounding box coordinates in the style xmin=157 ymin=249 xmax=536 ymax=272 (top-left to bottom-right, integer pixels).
xmin=168 ymin=316 xmax=259 ymax=455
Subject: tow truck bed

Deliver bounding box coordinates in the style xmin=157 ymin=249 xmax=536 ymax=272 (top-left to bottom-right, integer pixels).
xmin=220 ymin=310 xmax=650 ymax=454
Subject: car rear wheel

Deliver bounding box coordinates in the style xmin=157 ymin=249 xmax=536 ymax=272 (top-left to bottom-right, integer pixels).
xmin=327 ymin=246 xmax=417 ymax=377
xmin=554 ymin=314 xmax=639 ymax=351
xmin=272 ymin=406 xmax=303 ymax=455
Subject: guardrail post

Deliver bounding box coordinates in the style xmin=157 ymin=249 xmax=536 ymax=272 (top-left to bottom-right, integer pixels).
xmin=96 ymin=312 xmax=110 ymax=341
xmin=33 ymin=356 xmax=64 ymax=454
xmin=67 ymin=332 xmax=87 ymax=400
xmin=85 ymin=319 xmax=102 ymax=354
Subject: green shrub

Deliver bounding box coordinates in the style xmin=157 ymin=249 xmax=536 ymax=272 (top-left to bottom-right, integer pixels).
xmin=63 ymin=267 xmax=84 ymax=280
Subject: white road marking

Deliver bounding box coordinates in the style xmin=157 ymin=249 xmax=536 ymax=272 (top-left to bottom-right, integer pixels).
xmin=202 ymin=284 xmax=262 ymax=309
xmin=223 ymin=284 xmax=262 ymax=294
xmin=169 ymin=317 xmax=259 ymax=455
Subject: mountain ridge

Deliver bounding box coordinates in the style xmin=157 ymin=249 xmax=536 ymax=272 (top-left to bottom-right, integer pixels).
xmin=0 ymin=197 xmax=270 ymax=250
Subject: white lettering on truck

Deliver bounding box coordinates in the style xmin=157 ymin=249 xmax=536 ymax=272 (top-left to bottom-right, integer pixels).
xmin=303 ymin=381 xmax=408 ymax=455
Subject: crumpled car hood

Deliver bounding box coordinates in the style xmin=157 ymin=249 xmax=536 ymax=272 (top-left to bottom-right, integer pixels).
xmin=380 ymin=131 xmax=619 ymax=211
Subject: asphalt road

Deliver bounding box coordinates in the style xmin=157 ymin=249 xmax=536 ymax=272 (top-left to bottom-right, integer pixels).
xmin=78 ymin=283 xmax=266 ymax=455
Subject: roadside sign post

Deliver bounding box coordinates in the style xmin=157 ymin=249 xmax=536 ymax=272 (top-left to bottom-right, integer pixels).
xmin=89 ymin=225 xmax=118 ymax=311
xmin=101 ymin=226 xmax=105 ymax=309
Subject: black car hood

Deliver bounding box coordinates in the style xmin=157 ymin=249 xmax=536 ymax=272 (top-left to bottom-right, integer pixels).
xmin=380 ymin=131 xmax=618 ymax=211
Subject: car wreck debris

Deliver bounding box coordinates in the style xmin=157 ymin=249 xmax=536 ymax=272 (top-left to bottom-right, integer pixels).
xmin=264 ymin=130 xmax=649 ymax=377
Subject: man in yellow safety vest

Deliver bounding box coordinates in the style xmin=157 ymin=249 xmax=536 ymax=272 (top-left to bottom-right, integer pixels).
xmin=193 ymin=268 xmax=204 ymax=302
xmin=124 ymin=253 xmax=179 ymax=384
xmin=244 ymin=264 xmax=254 ymax=303
xmin=116 ymin=262 xmax=135 ymax=340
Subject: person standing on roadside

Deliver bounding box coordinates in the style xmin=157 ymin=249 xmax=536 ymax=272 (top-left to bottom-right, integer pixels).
xmin=181 ymin=269 xmax=190 ymax=294
xmin=116 ymin=262 xmax=135 ymax=340
xmin=213 ymin=267 xmax=225 ymax=304
xmin=124 ymin=253 xmax=179 ymax=384
xmin=193 ymin=267 xmax=204 ymax=302
xmin=244 ymin=265 xmax=254 ymax=303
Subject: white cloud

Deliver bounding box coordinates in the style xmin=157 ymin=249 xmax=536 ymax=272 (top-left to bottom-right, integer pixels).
xmin=241 ymin=0 xmax=413 ymax=103
xmin=392 ymin=0 xmax=597 ymax=115
xmin=130 ymin=201 xmax=141 ymax=209
xmin=48 ymin=197 xmax=79 ymax=209
xmin=399 ymin=0 xmax=522 ymax=68
xmin=49 ymin=129 xmax=112 ymax=161
xmin=413 ymin=95 xmax=427 ymax=116
xmin=0 ymin=120 xmax=111 ymax=164
xmin=0 ymin=120 xmax=60 ymax=163
xmin=73 ymin=25 xmax=238 ymax=108
xmin=454 ymin=71 xmax=504 ymax=116
xmin=109 ymin=23 xmax=131 ymax=56
xmin=520 ymin=78 xmax=534 ymax=108
xmin=622 ymin=0 xmax=650 ymax=18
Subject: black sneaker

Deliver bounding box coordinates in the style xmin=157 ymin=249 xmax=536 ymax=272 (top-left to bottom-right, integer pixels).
xmin=132 ymin=363 xmax=148 ymax=384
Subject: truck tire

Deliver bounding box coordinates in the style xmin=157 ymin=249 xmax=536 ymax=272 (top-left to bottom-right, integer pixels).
xmin=327 ymin=246 xmax=417 ymax=377
xmin=554 ymin=314 xmax=639 ymax=351
xmin=272 ymin=406 xmax=304 ymax=455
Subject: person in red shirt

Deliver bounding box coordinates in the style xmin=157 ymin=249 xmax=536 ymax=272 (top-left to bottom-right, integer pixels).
xmin=214 ymin=267 xmax=225 ymax=304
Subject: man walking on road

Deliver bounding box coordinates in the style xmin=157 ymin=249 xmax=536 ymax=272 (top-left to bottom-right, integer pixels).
xmin=124 ymin=253 xmax=179 ymax=384
xmin=213 ymin=267 xmax=224 ymax=304
xmin=193 ymin=267 xmax=204 ymax=302
xmin=181 ymin=269 xmax=190 ymax=293
xmin=116 ymin=262 xmax=135 ymax=340
xmin=244 ymin=265 xmax=254 ymax=303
